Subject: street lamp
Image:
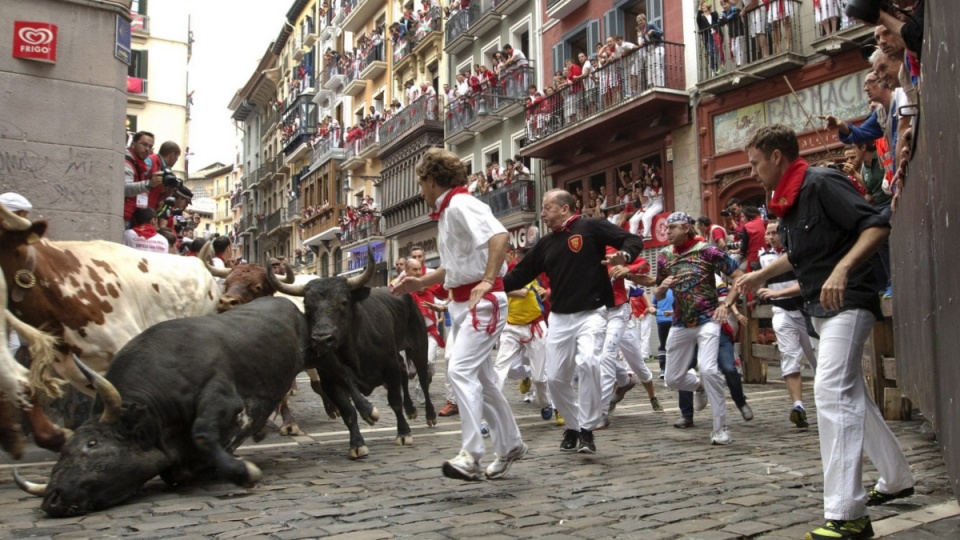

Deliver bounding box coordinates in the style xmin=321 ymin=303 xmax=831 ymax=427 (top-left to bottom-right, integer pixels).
xmin=342 ymin=172 xmax=352 ymax=194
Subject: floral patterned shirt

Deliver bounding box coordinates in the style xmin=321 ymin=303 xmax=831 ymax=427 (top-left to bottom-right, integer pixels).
xmin=656 ymin=241 xmax=739 ymax=328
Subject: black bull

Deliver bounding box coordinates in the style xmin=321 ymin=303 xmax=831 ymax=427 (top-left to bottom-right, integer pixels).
xmin=15 ymin=297 xmax=308 ymax=517
xmin=268 ymin=253 xmax=437 ymax=459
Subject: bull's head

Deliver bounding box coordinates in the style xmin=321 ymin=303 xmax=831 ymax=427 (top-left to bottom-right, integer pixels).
xmin=216 ymin=263 xmax=295 ymax=312
xmin=267 ymin=248 xmax=374 ymax=353
xmin=16 ymin=358 xmax=168 ymax=517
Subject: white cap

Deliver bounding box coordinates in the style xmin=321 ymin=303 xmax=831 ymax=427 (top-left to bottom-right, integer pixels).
xmin=0 ymin=192 xmax=32 ymax=213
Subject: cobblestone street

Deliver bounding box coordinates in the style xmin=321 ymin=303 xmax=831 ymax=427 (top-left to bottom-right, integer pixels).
xmin=0 ymin=359 xmax=956 ymax=539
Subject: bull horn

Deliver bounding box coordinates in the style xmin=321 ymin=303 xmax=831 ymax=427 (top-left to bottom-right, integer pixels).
xmin=345 ymin=248 xmax=375 ymax=291
xmin=0 ymin=203 xmax=32 ymax=231
xmin=13 ymin=468 xmax=47 ymax=497
xmin=198 ymin=241 xmax=232 ymax=279
xmin=281 ymin=263 xmax=296 ymax=284
xmin=267 ymin=263 xmax=305 ymax=297
xmin=73 ymin=356 xmax=122 ymax=425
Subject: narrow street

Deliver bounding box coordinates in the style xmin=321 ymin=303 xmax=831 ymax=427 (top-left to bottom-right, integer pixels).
xmin=1 ymin=359 xmax=955 ymax=539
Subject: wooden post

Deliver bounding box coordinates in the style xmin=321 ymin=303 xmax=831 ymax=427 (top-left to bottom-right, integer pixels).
xmin=741 ymin=299 xmax=768 ymax=383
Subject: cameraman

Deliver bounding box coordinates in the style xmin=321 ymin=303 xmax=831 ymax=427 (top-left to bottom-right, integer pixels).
xmin=124 ymin=131 xmax=163 ymax=228
xmin=159 ymin=185 xmax=192 ymax=230
xmin=149 ymin=141 xmax=182 ymax=211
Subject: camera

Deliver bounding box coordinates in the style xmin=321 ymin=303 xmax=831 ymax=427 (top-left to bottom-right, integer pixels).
xmin=160 ymin=166 xmax=182 ymax=189
xmin=845 ymin=0 xmax=895 ymax=25
xmin=720 ymin=209 xmax=732 ymax=217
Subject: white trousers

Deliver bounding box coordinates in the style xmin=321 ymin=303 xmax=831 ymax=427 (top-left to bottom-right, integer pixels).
xmin=638 ymin=313 xmax=653 ymax=360
xmin=644 ymin=45 xmax=665 ymax=88
xmin=547 ymin=308 xmax=606 ymax=432
xmin=447 ymin=293 xmax=522 ymax=461
xmin=601 ymin=304 xmax=633 ymax=410
xmin=773 ymin=307 xmax=817 ymax=377
xmin=812 ymin=310 xmax=913 ymax=520
xmin=620 ymin=316 xmax=655 ymax=384
xmin=495 ymin=321 xmax=550 ymax=408
xmin=665 ymin=321 xmax=727 ymax=431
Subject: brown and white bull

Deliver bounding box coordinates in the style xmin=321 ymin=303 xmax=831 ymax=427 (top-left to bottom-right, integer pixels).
xmin=0 ymin=203 xmax=221 ymax=451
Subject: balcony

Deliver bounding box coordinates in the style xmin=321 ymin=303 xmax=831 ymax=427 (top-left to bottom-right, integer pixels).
xmin=476 ymin=180 xmax=536 ymax=226
xmin=130 ymin=12 xmax=149 ymax=35
xmin=377 ymin=93 xmax=442 ymax=156
xmin=256 ymin=162 xmax=271 ymax=186
xmin=230 ymin=190 xmax=243 ymax=209
xmin=810 ymin=18 xmax=876 ymax=56
xmin=522 ymin=43 xmax=688 ymax=159
xmin=343 ymin=61 xmax=366 ymax=97
xmin=245 ymin=167 xmax=262 ymax=190
xmin=310 ymin=131 xmax=347 ymax=167
xmin=342 ymin=125 xmax=380 ymax=170
xmin=546 ymin=0 xmax=588 ymax=20
xmin=281 ymin=94 xmax=318 ymax=159
xmin=491 ymin=64 xmax=535 ymax=117
xmin=392 ymin=6 xmax=441 ymax=70
xmin=445 ymin=98 xmax=478 ymax=145
xmin=695 ymin=0 xmax=805 ymax=95
xmin=287 ymin=198 xmax=301 ymax=223
xmin=340 ymin=214 xmax=383 ymax=247
xmin=126 ymin=77 xmax=148 ymax=101
xmin=492 ymin=0 xmax=525 ymax=16
xmin=322 ymin=63 xmax=346 ymax=90
xmin=359 ymin=43 xmax=387 ymax=80
xmin=340 ymin=0 xmax=377 ymax=34
xmin=444 ymin=3 xmax=479 ymax=55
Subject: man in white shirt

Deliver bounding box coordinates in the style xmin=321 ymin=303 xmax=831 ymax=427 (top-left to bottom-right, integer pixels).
xmin=502 ymin=44 xmax=528 ymax=69
xmin=393 ymin=148 xmax=526 ymax=482
xmin=123 ymin=208 xmax=168 ymax=254
xmin=405 ymin=80 xmax=421 ymax=105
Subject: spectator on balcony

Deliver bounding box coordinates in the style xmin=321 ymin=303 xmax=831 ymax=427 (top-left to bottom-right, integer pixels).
xmin=455 ymin=72 xmax=470 ymax=98
xmin=720 ymin=0 xmax=745 ymax=68
xmin=514 ymin=156 xmax=531 ymax=181
xmin=564 ymin=58 xmax=583 ymax=123
xmin=493 ymin=51 xmax=508 ymax=77
xmin=501 ymin=44 xmax=528 ymax=71
xmin=389 ymin=22 xmax=406 ymax=46
xmin=442 ymin=83 xmax=455 ymax=105
xmin=768 ymin=0 xmax=795 ymax=54
xmin=696 ymin=1 xmax=723 ymax=75
xmin=814 ymin=0 xmax=842 ymax=36
xmin=743 ymin=0 xmax=770 ymax=62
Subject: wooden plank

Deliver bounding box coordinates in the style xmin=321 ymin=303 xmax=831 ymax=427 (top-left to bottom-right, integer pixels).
xmin=883 ymin=357 xmax=898 ymax=382
xmin=883 ymin=387 xmax=912 ymax=421
xmin=881 ymin=296 xmax=893 ymax=318
xmin=751 ymin=343 xmax=780 ymax=361
xmin=751 ymin=304 xmax=774 ymax=319
xmin=741 ymin=297 xmax=767 ymax=383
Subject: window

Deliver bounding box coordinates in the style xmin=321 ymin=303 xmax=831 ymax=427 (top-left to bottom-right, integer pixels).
xmin=321 ymin=252 xmax=330 ymax=277
xmin=128 ymin=49 xmax=148 ymax=79
xmin=131 ymin=0 xmax=147 ymax=15
xmin=126 ymin=115 xmax=138 ymax=133
xmin=553 ymin=21 xmax=598 ymax=75
xmin=618 ymin=0 xmax=663 ymax=41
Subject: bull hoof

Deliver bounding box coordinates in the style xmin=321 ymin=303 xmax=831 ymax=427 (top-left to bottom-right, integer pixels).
xmin=362 ymin=407 xmax=380 ymax=426
xmin=426 ymin=417 xmax=438 ymax=427
xmin=394 ymin=434 xmax=413 ymax=446
xmin=242 ymin=461 xmax=262 ymax=488
xmin=279 ymin=423 xmax=304 ymax=436
xmin=406 ymin=408 xmax=418 ymax=420
xmin=348 ymin=446 xmax=369 ymax=460
xmin=253 ymin=426 xmax=269 ymax=442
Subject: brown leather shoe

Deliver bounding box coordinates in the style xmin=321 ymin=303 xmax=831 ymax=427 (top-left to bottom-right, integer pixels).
xmin=438 ymin=401 xmax=459 ymax=417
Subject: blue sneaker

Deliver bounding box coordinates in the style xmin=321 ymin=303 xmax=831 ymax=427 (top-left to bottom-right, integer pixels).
xmin=540 ymin=406 xmax=554 ymax=421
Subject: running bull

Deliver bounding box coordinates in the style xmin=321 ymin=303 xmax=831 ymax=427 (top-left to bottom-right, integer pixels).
xmin=14 ymin=297 xmax=309 ymax=517
xmin=268 ymin=250 xmax=437 ymax=459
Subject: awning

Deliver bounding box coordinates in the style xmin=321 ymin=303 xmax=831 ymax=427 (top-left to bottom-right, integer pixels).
xmin=303 ymin=227 xmax=341 ymax=247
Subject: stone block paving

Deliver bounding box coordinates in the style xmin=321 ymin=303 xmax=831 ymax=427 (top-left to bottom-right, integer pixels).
xmin=0 ymin=358 xmax=957 ymax=539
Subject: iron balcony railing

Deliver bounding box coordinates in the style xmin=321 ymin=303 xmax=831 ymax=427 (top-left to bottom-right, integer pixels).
xmin=230 ymin=190 xmax=242 ymax=209
xmin=311 ymin=130 xmax=344 ymax=165
xmin=360 ymin=42 xmax=384 ymax=73
xmin=130 ymin=12 xmax=150 ymax=34
xmin=379 ymin=93 xmax=440 ymax=148
xmin=446 ymin=64 xmax=534 ymax=137
xmin=345 ymin=125 xmax=380 ymax=160
xmin=287 ymin=198 xmax=300 ymax=221
xmin=126 ymin=76 xmax=148 ymax=96
xmin=445 ymin=98 xmax=477 ymax=138
xmin=696 ymin=0 xmax=802 ymax=81
xmin=445 ymin=2 xmax=480 ymax=44
xmin=391 ymin=6 xmax=441 ymax=67
xmin=475 ymin=180 xmax=536 ymax=220
xmin=525 ymin=42 xmax=684 ymax=143
xmin=266 ymin=209 xmax=283 ymax=232
xmin=340 ymin=214 xmax=382 ymax=245
xmin=282 ymin=125 xmax=317 ymax=156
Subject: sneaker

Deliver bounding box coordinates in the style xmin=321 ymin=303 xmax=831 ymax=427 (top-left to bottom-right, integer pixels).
xmin=694 ymin=389 xmax=708 ymax=411
xmin=711 ymin=426 xmax=732 ymax=445
xmin=866 ymin=486 xmax=914 ymax=506
xmin=659 ymin=372 xmax=665 ymax=380
xmin=791 ymin=405 xmax=809 ymax=428
xmin=485 ymin=442 xmax=528 ymax=479
xmin=438 ymin=401 xmax=459 ymax=417
xmin=805 ymin=516 xmax=874 ymax=540
xmin=522 ymin=392 xmax=533 ymax=403
xmin=555 ymin=410 xmax=565 ymax=427
xmin=540 ymin=406 xmax=554 ymax=421
xmin=560 ymin=429 xmax=580 ymax=452
xmin=480 ymin=421 xmax=490 ymax=437
xmin=674 ymin=417 xmax=694 ymax=429
xmin=577 ymin=429 xmax=596 ymax=454
xmin=519 ymin=377 xmax=532 ymax=395
xmin=441 ymin=450 xmax=483 ymax=482
xmin=609 ymin=374 xmax=637 ymax=412
xmin=650 ymin=396 xmax=664 ymax=412
xmin=739 ymin=403 xmax=754 ymax=421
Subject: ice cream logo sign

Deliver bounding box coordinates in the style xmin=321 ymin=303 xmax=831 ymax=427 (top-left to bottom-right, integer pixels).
xmin=12 ymin=21 xmax=58 ymax=63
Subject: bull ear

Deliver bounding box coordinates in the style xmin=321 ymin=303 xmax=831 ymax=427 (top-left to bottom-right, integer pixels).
xmin=118 ymin=403 xmax=158 ymax=451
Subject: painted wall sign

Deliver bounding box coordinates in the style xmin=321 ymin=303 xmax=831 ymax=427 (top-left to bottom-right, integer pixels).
xmin=12 ymin=21 xmax=58 ymax=63
xmin=115 ymin=15 xmax=131 ymax=65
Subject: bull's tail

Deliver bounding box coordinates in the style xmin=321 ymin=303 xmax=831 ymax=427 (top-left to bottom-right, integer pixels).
xmin=6 ymin=311 xmax=64 ymax=399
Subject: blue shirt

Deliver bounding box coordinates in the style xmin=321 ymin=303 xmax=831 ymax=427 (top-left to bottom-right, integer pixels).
xmin=654 ymin=289 xmax=674 ymax=324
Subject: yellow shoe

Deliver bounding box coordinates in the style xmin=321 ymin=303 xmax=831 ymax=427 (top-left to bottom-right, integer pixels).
xmin=519 ymin=377 xmax=532 ymax=395
xmin=555 ymin=410 xmax=565 ymax=427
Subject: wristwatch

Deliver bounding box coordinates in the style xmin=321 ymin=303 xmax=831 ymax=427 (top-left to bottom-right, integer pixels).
xmin=618 ymin=250 xmax=633 ymax=263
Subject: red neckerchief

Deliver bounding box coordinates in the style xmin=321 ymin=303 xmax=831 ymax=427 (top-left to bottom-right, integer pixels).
xmin=552 ymin=214 xmax=581 ymax=234
xmin=429 ymin=186 xmax=470 ymax=220
xmin=769 ymin=158 xmax=809 ymax=217
xmin=673 ymin=236 xmax=698 ymax=255
xmin=132 ymin=223 xmax=158 ymax=239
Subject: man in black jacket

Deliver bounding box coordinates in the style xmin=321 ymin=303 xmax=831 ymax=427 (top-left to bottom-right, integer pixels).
xmin=504 ymin=189 xmax=644 ymax=454
xmin=738 ymin=124 xmax=913 ymax=540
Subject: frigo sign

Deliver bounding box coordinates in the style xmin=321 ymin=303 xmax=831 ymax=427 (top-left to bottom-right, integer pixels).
xmin=508 ymin=224 xmax=540 ymax=250
xmin=12 ymin=21 xmax=58 ymax=63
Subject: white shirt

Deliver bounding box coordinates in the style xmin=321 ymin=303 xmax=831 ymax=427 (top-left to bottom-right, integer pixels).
xmin=435 ymin=189 xmax=507 ymax=290
xmin=455 ymin=80 xmax=470 ymax=97
xmin=758 ymin=247 xmax=797 ymax=304
xmin=508 ymin=48 xmax=528 ymax=67
xmin=123 ymin=229 xmax=168 ymax=254
xmin=643 ymin=186 xmax=663 ymax=207
xmin=211 ymin=256 xmax=227 ymax=288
